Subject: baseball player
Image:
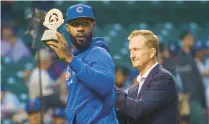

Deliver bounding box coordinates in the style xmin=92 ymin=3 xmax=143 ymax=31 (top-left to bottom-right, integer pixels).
xmin=47 ymin=4 xmax=118 ymax=124
xmin=25 ymin=99 xmax=41 ymax=124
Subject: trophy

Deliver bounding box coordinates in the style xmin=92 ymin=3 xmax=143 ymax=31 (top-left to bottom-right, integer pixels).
xmin=41 ymin=8 xmax=64 ymax=42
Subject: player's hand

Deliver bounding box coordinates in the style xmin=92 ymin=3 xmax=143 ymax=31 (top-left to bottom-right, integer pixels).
xmin=47 ymin=32 xmax=74 ymax=63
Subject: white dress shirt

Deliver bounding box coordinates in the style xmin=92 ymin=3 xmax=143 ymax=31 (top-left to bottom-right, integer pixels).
xmin=137 ymin=62 xmax=158 ymax=94
xmin=28 ymin=68 xmax=55 ymax=100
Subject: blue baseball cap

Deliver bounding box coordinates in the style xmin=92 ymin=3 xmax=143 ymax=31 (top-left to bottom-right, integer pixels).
xmin=25 ymin=99 xmax=41 ymax=113
xmin=195 ymin=40 xmax=207 ymax=51
xmin=53 ymin=108 xmax=66 ymax=118
xmin=66 ymin=4 xmax=95 ymax=22
xmin=168 ymin=42 xmax=180 ymax=57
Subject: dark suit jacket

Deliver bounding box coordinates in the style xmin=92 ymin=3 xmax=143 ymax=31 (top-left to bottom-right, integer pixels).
xmin=115 ymin=64 xmax=178 ymax=124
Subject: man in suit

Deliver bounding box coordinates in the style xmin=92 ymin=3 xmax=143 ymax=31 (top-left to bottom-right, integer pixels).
xmin=115 ymin=30 xmax=178 ymax=124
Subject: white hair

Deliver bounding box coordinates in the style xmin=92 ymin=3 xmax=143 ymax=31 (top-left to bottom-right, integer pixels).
xmin=35 ymin=48 xmax=51 ymax=61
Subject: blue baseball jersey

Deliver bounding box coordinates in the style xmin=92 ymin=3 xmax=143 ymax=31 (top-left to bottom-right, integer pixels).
xmin=65 ymin=38 xmax=118 ymax=124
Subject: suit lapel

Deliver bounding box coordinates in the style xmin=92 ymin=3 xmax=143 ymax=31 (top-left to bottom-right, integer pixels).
xmin=138 ymin=64 xmax=161 ymax=97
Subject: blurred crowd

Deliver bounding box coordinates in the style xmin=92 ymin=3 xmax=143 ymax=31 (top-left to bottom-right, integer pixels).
xmin=1 ymin=1 xmax=209 ymax=124
xmin=1 ymin=19 xmax=68 ymax=124
xmin=161 ymin=32 xmax=209 ymax=124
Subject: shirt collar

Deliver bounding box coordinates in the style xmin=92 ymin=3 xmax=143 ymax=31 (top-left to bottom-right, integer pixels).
xmin=137 ymin=62 xmax=158 ymax=82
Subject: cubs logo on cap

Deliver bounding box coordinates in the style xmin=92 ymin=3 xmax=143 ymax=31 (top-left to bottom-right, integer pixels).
xmin=25 ymin=99 xmax=41 ymax=113
xmin=66 ymin=4 xmax=95 ymax=22
xmin=76 ymin=6 xmax=83 ymax=13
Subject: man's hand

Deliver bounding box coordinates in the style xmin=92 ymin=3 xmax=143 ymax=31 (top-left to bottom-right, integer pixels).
xmin=47 ymin=32 xmax=73 ymax=63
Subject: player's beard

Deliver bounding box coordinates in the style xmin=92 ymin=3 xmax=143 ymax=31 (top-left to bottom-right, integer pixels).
xmin=69 ymin=32 xmax=93 ymax=50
